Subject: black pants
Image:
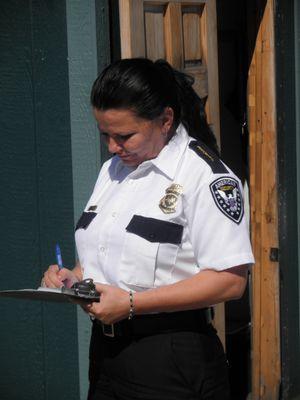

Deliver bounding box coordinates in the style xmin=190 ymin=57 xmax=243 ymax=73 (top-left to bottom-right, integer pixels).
xmin=88 ymin=322 xmax=230 ymax=400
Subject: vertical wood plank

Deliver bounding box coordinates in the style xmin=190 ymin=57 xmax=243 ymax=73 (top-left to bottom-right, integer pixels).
xmin=119 ymin=0 xmax=145 ymax=58
xmin=248 ymin=44 xmax=262 ymax=397
xmin=164 ymin=2 xmax=183 ymax=69
xmin=118 ymin=0 xmax=130 ymax=57
xmin=248 ymin=0 xmax=280 ymax=398
xmin=183 ymin=12 xmax=201 ymax=62
xmin=145 ymin=10 xmax=165 ymax=60
xmin=260 ymin=0 xmax=280 ymax=397
xmin=213 ymin=303 xmax=226 ymax=348
xmin=200 ymin=0 xmax=220 ymax=144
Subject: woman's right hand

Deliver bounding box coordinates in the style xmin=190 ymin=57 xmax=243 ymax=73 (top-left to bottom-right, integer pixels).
xmin=42 ymin=265 xmax=79 ymax=289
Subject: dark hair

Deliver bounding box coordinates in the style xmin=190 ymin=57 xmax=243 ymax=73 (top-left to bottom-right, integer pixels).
xmin=91 ymin=58 xmax=219 ymax=154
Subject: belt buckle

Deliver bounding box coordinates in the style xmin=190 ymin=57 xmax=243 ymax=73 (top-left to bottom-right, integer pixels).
xmin=102 ymin=323 xmax=115 ymax=337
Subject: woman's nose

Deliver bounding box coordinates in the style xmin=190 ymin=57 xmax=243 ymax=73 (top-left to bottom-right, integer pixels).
xmin=107 ymin=137 xmax=122 ymax=154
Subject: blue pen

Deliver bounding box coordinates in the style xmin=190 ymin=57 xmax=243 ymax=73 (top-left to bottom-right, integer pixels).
xmin=55 ymin=244 xmax=66 ymax=287
xmin=55 ymin=243 xmax=63 ymax=270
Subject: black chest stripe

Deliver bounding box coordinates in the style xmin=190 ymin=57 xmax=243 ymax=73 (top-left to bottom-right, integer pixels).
xmin=189 ymin=141 xmax=228 ymax=174
xmin=126 ymin=215 xmax=183 ymax=245
xmin=75 ymin=212 xmax=97 ymax=231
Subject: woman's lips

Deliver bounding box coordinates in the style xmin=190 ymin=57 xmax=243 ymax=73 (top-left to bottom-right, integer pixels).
xmin=119 ymin=153 xmax=134 ymax=160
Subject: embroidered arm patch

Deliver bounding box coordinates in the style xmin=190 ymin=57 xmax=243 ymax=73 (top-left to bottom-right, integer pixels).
xmin=210 ymin=177 xmax=244 ymax=224
xmin=189 ymin=141 xmax=228 ymax=173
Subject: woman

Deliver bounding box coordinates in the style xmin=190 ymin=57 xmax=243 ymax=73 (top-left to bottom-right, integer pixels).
xmin=43 ymin=58 xmax=254 ymax=400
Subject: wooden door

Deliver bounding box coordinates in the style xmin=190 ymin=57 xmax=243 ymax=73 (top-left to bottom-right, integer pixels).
xmin=118 ymin=0 xmax=225 ymax=345
xmin=119 ymin=0 xmax=220 ymax=143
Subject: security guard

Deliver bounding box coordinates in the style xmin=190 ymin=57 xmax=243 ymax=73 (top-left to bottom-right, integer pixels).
xmin=43 ymin=58 xmax=254 ymax=400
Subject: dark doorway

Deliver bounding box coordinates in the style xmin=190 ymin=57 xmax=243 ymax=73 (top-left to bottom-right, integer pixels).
xmin=217 ymin=1 xmax=252 ymax=399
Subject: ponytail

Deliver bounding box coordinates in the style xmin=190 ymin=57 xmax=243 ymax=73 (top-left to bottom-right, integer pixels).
xmin=154 ymin=60 xmax=219 ymax=155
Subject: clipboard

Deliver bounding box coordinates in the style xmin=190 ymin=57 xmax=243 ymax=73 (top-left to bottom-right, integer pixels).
xmin=0 ymin=279 xmax=100 ymax=304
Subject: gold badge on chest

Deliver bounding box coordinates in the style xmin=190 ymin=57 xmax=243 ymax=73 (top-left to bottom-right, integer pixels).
xmin=159 ymin=184 xmax=183 ymax=214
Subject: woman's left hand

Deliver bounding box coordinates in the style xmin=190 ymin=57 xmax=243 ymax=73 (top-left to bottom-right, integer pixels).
xmin=83 ymin=283 xmax=130 ymax=324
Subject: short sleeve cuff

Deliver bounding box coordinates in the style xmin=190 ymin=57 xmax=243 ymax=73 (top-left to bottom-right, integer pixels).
xmin=197 ymin=253 xmax=255 ymax=272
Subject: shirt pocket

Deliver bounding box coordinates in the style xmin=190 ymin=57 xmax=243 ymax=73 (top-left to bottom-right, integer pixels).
xmin=120 ymin=215 xmax=183 ymax=288
xmin=75 ymin=211 xmax=97 ymax=231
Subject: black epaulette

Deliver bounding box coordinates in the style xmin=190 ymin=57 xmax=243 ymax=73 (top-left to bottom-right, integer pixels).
xmin=189 ymin=140 xmax=228 ymax=174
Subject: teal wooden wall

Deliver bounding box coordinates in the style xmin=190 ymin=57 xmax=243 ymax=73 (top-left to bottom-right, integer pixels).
xmin=0 ymin=1 xmax=111 ymax=399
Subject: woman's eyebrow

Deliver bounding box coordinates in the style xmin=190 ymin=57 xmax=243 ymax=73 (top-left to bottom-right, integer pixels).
xmin=116 ymin=132 xmax=135 ymax=136
xmin=100 ymin=130 xmax=136 ymax=137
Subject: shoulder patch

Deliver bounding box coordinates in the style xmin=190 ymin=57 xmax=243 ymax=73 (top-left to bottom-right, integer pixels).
xmin=210 ymin=177 xmax=244 ymax=224
xmin=189 ymin=141 xmax=228 ymax=173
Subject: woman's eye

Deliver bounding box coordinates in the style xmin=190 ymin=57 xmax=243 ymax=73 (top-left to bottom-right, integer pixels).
xmin=100 ymin=132 xmax=134 ymax=142
xmin=117 ymin=133 xmax=134 ymax=141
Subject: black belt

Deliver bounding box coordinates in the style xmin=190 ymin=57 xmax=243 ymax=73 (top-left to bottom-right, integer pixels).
xmin=96 ymin=308 xmax=214 ymax=338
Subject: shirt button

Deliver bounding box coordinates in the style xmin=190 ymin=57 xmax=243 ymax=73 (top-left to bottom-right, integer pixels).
xmin=112 ymin=212 xmax=117 ymax=217
xmin=100 ymin=246 xmax=106 ymax=253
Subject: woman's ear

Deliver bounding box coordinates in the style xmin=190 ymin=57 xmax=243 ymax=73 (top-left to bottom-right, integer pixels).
xmin=161 ymin=107 xmax=174 ymax=133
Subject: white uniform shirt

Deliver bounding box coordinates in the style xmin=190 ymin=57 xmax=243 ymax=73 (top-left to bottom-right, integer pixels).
xmin=75 ymin=124 xmax=254 ymax=291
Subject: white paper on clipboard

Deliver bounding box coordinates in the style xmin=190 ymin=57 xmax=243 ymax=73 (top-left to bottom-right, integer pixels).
xmin=0 ymin=287 xmax=100 ymax=303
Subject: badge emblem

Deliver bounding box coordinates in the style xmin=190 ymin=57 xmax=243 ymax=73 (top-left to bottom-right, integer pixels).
xmin=210 ymin=177 xmax=244 ymax=224
xmin=159 ymin=184 xmax=183 ymax=214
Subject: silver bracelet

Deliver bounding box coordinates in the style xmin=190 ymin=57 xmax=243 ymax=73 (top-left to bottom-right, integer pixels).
xmin=128 ymin=290 xmax=134 ymax=320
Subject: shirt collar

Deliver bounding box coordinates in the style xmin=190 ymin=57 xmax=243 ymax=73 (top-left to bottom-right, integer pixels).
xmin=114 ymin=124 xmax=190 ymax=179
xmin=149 ymin=124 xmax=190 ymax=179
